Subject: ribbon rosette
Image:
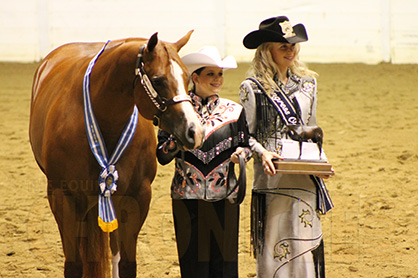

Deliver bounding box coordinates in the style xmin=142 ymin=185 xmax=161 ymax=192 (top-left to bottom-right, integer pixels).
xmin=99 ymin=165 xmax=118 ymax=197
xmin=97 ymin=165 xmax=119 ymax=232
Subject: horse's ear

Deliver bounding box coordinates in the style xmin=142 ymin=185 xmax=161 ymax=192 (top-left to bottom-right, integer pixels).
xmin=175 ymin=30 xmax=193 ymax=52
xmin=147 ymin=32 xmax=158 ymax=52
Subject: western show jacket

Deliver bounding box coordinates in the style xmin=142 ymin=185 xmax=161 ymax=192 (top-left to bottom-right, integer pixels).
xmin=157 ymin=93 xmax=251 ymax=200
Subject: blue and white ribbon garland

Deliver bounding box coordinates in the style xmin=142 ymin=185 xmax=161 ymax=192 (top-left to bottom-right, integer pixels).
xmin=83 ymin=41 xmax=139 ymax=232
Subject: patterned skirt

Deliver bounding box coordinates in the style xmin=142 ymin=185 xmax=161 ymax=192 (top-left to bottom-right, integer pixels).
xmin=251 ymin=167 xmax=325 ymax=278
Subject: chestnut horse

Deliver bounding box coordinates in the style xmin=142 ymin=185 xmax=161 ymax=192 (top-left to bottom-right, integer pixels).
xmin=29 ymin=32 xmax=204 ymax=277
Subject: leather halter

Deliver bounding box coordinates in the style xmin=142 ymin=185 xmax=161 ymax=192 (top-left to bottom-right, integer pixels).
xmin=134 ymin=45 xmax=192 ymax=126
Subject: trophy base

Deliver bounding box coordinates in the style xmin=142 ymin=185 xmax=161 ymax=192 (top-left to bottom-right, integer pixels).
xmin=273 ymin=159 xmax=334 ymax=175
xmin=275 ymin=139 xmax=334 ymax=175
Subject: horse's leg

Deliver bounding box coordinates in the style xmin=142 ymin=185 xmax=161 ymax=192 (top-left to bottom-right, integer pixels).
xmin=298 ymin=141 xmax=303 ymax=159
xmin=80 ymin=201 xmax=111 ymax=278
xmin=114 ymin=189 xmax=151 ymax=277
xmin=48 ymin=182 xmax=83 ymax=278
xmin=317 ymin=141 xmax=323 ymax=160
xmin=110 ymin=230 xmax=121 ymax=278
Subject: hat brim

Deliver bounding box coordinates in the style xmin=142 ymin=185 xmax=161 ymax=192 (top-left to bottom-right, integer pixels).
xmin=181 ymin=53 xmax=237 ymax=74
xmin=243 ymin=24 xmax=308 ymax=49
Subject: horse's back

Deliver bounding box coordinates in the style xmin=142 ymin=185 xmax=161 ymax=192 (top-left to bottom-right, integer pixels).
xmin=29 ymin=42 xmax=119 ymax=174
xmin=32 ymin=42 xmax=103 ymax=102
xmin=31 ymin=39 xmax=145 ymax=103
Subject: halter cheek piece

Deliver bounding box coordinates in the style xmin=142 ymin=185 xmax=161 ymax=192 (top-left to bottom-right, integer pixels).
xmin=134 ymin=45 xmax=192 ymax=126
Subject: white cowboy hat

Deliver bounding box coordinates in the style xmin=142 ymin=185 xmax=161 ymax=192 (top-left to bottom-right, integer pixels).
xmin=181 ymin=46 xmax=237 ymax=74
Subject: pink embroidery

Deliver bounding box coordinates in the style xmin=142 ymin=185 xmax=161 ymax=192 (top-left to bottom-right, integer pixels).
xmin=210 ymin=172 xmax=223 ymax=193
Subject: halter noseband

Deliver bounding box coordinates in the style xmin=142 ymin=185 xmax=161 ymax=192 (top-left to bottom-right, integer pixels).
xmin=134 ymin=45 xmax=192 ymax=126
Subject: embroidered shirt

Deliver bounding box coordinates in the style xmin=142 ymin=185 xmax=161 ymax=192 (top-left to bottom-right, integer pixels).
xmin=157 ymin=94 xmax=251 ymax=200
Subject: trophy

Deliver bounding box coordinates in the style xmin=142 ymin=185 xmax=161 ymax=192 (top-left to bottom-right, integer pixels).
xmin=273 ymin=125 xmax=334 ymax=175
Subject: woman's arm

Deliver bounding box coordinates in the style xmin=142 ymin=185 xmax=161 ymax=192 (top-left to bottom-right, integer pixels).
xmin=307 ymin=77 xmax=318 ymax=126
xmin=305 ymin=78 xmax=334 ymax=178
xmin=239 ymin=81 xmax=268 ymax=158
xmin=239 ymin=81 xmax=281 ymax=175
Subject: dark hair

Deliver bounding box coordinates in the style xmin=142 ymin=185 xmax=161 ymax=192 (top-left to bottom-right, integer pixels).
xmin=193 ymin=67 xmax=205 ymax=76
xmin=190 ymin=67 xmax=205 ymax=93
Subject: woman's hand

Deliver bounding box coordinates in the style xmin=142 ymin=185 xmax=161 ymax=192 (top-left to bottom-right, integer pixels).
xmin=261 ymin=151 xmax=282 ymax=176
xmin=162 ymin=136 xmax=179 ymax=153
xmin=315 ymin=167 xmax=335 ymax=179
xmin=166 ymin=138 xmax=177 ymax=151
xmin=230 ymin=147 xmax=246 ymax=164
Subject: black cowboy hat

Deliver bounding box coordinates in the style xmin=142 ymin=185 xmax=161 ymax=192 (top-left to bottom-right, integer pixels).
xmin=243 ymin=16 xmax=308 ymax=49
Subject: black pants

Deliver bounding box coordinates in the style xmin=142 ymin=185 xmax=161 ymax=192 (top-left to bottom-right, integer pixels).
xmin=172 ymin=199 xmax=239 ymax=278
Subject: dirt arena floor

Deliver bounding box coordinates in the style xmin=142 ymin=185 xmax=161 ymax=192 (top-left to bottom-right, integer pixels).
xmin=1 ymin=60 xmax=418 ymax=277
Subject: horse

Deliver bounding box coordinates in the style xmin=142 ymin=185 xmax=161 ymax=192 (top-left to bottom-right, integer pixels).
xmin=284 ymin=124 xmax=323 ymax=159
xmin=29 ymin=31 xmax=204 ymax=277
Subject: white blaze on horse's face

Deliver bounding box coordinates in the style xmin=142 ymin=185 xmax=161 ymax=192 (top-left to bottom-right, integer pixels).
xmin=170 ymin=60 xmax=204 ymax=149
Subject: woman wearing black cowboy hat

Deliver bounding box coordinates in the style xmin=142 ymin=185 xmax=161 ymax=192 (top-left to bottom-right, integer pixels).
xmin=239 ymin=16 xmax=333 ymax=277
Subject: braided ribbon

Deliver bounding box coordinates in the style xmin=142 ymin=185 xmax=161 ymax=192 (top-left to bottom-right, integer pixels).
xmin=83 ymin=41 xmax=139 ymax=232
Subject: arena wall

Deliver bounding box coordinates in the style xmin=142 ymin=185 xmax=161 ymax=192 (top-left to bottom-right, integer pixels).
xmin=1 ymin=0 xmax=417 ymax=64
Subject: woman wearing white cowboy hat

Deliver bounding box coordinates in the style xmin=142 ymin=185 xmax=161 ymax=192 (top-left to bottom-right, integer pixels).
xmin=157 ymin=46 xmax=251 ymax=278
xmin=239 ymin=16 xmax=334 ymax=278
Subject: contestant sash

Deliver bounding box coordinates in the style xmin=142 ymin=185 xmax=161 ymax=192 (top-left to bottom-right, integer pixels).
xmin=311 ymin=176 xmax=334 ymax=214
xmin=247 ymin=77 xmax=301 ymax=125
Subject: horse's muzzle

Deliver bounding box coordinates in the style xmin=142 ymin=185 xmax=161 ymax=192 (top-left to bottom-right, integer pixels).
xmin=182 ymin=121 xmax=205 ymax=150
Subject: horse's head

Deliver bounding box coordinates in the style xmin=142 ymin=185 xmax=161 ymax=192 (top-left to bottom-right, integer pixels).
xmin=133 ymin=31 xmax=204 ymax=150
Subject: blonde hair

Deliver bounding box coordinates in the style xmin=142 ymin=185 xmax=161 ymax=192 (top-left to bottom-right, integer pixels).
xmin=247 ymin=42 xmax=318 ymax=91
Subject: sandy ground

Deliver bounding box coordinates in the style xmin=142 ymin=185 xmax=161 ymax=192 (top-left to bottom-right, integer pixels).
xmin=1 ymin=61 xmax=418 ymax=277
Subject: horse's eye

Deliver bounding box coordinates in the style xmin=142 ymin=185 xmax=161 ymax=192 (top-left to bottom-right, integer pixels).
xmin=151 ymin=76 xmax=166 ymax=89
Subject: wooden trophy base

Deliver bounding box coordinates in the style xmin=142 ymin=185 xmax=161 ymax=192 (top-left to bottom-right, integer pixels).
xmin=274 ymin=139 xmax=334 ymax=175
xmin=273 ymin=159 xmax=334 ymax=175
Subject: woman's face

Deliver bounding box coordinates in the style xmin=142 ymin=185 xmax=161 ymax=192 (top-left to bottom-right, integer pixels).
xmin=192 ymin=66 xmax=224 ymax=98
xmin=270 ymin=42 xmax=297 ymax=69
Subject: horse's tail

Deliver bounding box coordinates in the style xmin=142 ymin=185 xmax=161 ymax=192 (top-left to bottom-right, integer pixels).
xmin=80 ymin=208 xmax=111 ymax=278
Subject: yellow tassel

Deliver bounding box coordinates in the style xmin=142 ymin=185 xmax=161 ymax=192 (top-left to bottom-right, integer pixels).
xmin=98 ymin=216 xmax=118 ymax=232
